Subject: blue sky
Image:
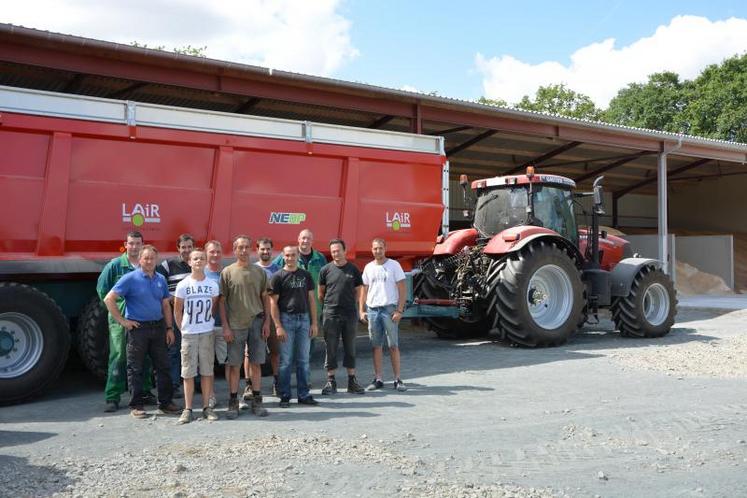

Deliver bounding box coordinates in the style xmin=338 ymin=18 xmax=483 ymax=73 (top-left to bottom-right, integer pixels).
xmin=2 ymin=0 xmax=746 ymax=107
xmin=337 ymin=0 xmax=747 ymax=102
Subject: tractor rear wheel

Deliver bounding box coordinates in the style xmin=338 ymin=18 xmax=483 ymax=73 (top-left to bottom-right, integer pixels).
xmin=489 ymin=241 xmax=584 ymax=347
xmin=611 ymin=267 xmax=677 ymax=338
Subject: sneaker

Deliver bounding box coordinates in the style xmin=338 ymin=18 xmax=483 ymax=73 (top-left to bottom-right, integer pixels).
xmin=393 ymin=379 xmax=408 ymax=392
xmin=321 ymin=379 xmax=337 ymax=395
xmin=366 ymin=379 xmax=384 ymax=391
xmin=347 ymin=376 xmax=365 ymax=394
xmin=251 ymin=395 xmax=269 ymax=417
xmin=208 ymin=395 xmax=217 ymax=409
xmin=104 ymin=400 xmax=119 ymax=413
xmin=141 ymin=391 xmax=158 ymax=406
xmin=177 ymin=408 xmax=192 ymax=425
xmin=279 ymin=398 xmax=291 ymax=408
xmin=271 ymin=381 xmax=279 ymax=398
xmin=226 ymin=398 xmax=239 ymax=419
xmin=203 ymin=407 xmax=219 ymax=421
xmin=158 ymin=403 xmax=182 ymax=415
xmin=130 ymin=407 xmax=147 ymax=419
xmin=239 ymin=399 xmax=249 ymax=411
xmin=298 ymin=396 xmax=319 ymax=406
xmin=242 ymin=384 xmax=254 ymax=401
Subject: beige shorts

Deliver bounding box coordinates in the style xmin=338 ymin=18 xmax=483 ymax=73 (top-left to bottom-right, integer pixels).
xmin=180 ymin=332 xmax=215 ymax=379
xmin=213 ymin=328 xmax=227 ymax=364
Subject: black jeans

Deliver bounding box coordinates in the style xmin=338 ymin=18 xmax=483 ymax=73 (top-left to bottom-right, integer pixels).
xmin=322 ymin=314 xmax=358 ymax=371
xmin=126 ymin=323 xmax=173 ymax=408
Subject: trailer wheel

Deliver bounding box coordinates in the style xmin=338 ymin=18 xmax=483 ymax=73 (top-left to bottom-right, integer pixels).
xmin=0 ymin=283 xmax=70 ymax=405
xmin=490 ymin=241 xmax=584 ymax=347
xmin=414 ymin=270 xmax=486 ymax=339
xmin=611 ymin=267 xmax=677 ymax=338
xmin=76 ymin=297 xmax=109 ymax=381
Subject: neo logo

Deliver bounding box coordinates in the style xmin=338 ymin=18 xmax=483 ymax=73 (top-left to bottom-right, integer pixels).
xmin=269 ymin=212 xmax=307 ymax=224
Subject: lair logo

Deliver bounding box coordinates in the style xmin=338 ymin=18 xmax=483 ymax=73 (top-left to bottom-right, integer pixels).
xmin=269 ymin=212 xmax=307 ymax=224
xmin=386 ymin=211 xmax=411 ymax=231
xmin=122 ymin=203 xmax=161 ymax=227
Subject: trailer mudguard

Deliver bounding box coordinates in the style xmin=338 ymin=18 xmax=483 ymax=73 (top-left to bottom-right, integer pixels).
xmin=609 ymin=258 xmax=663 ymax=297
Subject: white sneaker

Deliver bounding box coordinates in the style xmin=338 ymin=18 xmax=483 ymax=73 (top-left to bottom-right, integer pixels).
xmin=208 ymin=396 xmax=217 ymax=409
xmin=393 ymin=379 xmax=407 ymax=392
xmin=239 ymin=400 xmax=249 ymax=411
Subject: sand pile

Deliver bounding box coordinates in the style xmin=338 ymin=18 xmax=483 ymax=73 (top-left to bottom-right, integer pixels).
xmin=675 ymin=260 xmax=733 ymax=295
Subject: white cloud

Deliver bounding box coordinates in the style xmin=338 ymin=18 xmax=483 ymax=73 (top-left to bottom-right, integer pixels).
xmin=0 ymin=0 xmax=359 ymax=76
xmin=476 ymin=15 xmax=747 ymax=107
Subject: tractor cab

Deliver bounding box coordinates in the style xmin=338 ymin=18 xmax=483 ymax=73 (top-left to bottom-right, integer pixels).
xmin=465 ymin=169 xmax=579 ymax=246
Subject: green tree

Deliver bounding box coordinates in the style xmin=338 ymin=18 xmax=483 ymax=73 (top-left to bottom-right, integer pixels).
xmin=683 ymin=53 xmax=747 ymax=142
xmin=603 ymin=71 xmax=689 ymax=132
xmin=515 ymin=83 xmax=601 ymax=120
xmin=477 ymin=96 xmax=508 ymax=107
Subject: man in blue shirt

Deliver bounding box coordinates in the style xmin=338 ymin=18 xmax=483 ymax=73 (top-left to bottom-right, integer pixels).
xmin=104 ymin=245 xmax=181 ymax=419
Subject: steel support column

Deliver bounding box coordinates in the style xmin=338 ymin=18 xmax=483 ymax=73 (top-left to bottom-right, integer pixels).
xmin=657 ymin=152 xmax=669 ymax=274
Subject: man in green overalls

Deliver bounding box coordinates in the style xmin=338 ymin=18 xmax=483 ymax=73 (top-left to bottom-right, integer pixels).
xmin=97 ymin=231 xmax=154 ymax=412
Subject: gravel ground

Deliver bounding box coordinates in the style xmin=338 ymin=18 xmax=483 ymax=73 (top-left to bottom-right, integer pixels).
xmin=1 ymin=306 xmax=745 ymax=498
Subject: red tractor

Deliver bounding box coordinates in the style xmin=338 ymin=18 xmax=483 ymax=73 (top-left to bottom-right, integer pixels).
xmin=415 ymin=168 xmax=677 ymax=346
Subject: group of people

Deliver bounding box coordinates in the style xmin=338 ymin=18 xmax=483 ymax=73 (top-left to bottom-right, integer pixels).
xmin=97 ymin=228 xmax=408 ymax=423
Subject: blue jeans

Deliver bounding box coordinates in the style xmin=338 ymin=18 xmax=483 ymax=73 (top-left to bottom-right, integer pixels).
xmin=278 ymin=312 xmax=311 ymax=401
xmin=367 ymin=304 xmax=399 ymax=348
xmin=167 ymin=327 xmax=181 ymax=389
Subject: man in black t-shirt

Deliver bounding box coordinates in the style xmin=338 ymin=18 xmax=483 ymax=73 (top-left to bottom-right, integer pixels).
xmin=157 ymin=233 xmax=194 ymax=396
xmin=318 ymin=239 xmax=365 ymax=395
xmin=269 ymin=246 xmax=319 ymax=408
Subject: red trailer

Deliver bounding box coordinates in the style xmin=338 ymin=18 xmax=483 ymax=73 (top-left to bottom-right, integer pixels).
xmin=0 ymin=85 xmax=449 ymax=404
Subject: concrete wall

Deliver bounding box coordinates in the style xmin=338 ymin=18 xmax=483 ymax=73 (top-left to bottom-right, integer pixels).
xmin=676 ymin=235 xmax=734 ymax=288
xmin=670 ymin=175 xmax=747 ymax=233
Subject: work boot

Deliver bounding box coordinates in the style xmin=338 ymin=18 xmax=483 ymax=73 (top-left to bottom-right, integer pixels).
xmin=251 ymin=395 xmax=269 ymax=417
xmin=321 ymin=378 xmax=337 ymax=395
xmin=347 ymin=376 xmax=365 ymax=394
xmin=177 ymin=408 xmax=192 ymax=425
xmin=130 ymin=406 xmax=147 ymax=419
xmin=158 ymin=403 xmax=182 ymax=415
xmin=226 ymin=398 xmax=240 ymax=419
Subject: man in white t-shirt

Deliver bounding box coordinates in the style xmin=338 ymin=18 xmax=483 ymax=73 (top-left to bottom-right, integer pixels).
xmin=359 ymin=238 xmax=408 ymax=392
xmin=174 ymin=249 xmax=220 ymax=424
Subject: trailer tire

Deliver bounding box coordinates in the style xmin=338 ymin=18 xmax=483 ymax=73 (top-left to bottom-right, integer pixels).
xmin=490 ymin=241 xmax=584 ymax=347
xmin=611 ymin=267 xmax=677 ymax=338
xmin=0 ymin=283 xmax=70 ymax=405
xmin=76 ymin=297 xmax=109 ymax=381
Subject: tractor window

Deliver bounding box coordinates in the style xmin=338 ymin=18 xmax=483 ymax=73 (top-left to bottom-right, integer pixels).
xmin=473 ymin=187 xmax=528 ymax=236
xmin=533 ymin=186 xmax=578 ymax=245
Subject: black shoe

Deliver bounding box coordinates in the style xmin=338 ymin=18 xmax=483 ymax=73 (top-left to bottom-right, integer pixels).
xmin=321 ymin=379 xmax=337 ymax=395
xmin=279 ymin=398 xmax=291 ymax=408
xmin=104 ymin=400 xmax=119 ymax=412
xmin=141 ymin=392 xmax=158 ymax=406
xmin=366 ymin=379 xmax=384 ymax=391
xmin=298 ymin=396 xmax=319 ymax=406
xmin=347 ymin=376 xmax=365 ymax=394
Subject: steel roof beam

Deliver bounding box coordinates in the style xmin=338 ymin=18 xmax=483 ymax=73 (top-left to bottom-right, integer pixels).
xmin=505 ymin=141 xmax=583 ymax=174
xmin=446 ymin=130 xmax=496 ymax=156
xmin=573 ymin=151 xmax=655 ymax=183
xmin=233 ymin=97 xmax=261 ymax=114
xmin=106 ymin=81 xmax=148 ymax=99
xmin=428 ymin=125 xmax=473 ymax=136
xmin=62 ymin=73 xmax=85 ymax=93
xmin=368 ymin=115 xmax=394 ymax=129
xmin=614 ymin=158 xmax=711 ymax=198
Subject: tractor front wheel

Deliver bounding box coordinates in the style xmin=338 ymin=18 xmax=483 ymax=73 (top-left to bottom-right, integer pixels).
xmin=611 ymin=267 xmax=677 ymax=338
